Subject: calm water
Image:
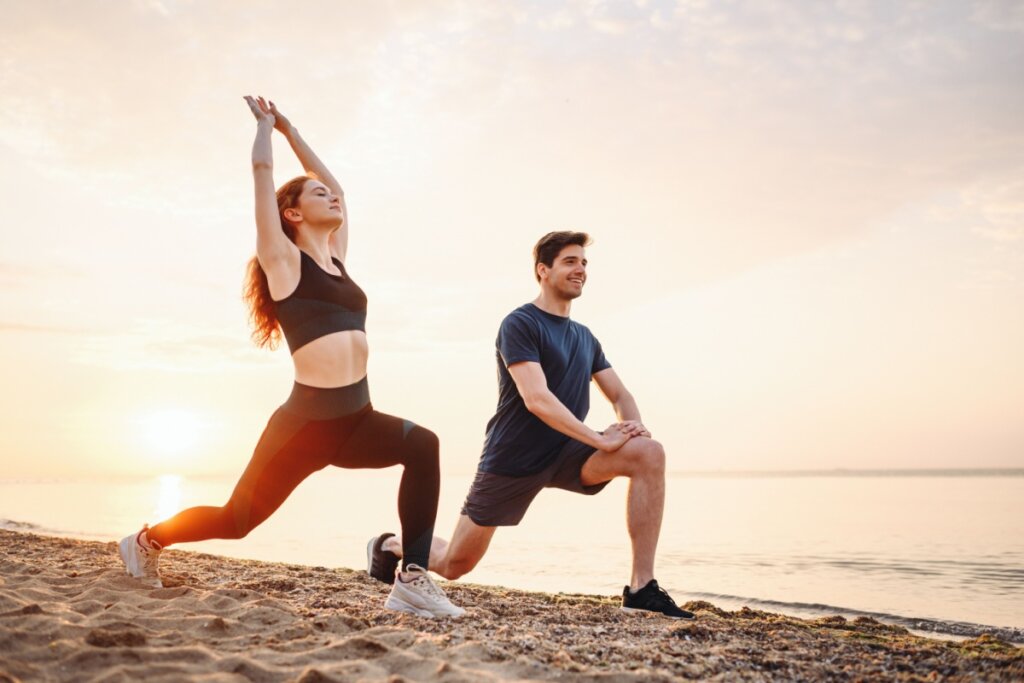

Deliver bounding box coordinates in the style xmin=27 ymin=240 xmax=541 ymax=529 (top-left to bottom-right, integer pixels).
xmin=1 ymin=471 xmax=1021 ymax=643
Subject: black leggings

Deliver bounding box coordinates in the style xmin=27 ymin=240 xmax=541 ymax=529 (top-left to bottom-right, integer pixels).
xmin=146 ymin=377 xmax=438 ymax=570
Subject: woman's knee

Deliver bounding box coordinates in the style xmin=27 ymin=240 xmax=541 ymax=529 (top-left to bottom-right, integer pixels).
xmin=220 ymin=501 xmax=252 ymax=540
xmin=404 ymin=425 xmax=440 ymax=466
xmin=409 ymin=425 xmax=439 ymax=451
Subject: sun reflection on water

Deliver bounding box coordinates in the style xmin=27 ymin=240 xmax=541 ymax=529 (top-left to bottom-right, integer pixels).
xmin=153 ymin=475 xmax=183 ymax=522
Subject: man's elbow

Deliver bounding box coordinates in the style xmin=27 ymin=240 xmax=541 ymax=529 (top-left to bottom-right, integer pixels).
xmin=251 ymin=160 xmax=273 ymax=172
xmin=521 ymin=392 xmax=546 ymax=416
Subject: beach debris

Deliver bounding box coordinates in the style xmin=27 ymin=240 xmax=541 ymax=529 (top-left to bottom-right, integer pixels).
xmin=84 ymin=626 xmax=147 ymax=648
xmin=1 ymin=529 xmax=1021 ymax=682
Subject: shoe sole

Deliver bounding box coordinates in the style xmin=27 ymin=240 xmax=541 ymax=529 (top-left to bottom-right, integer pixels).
xmin=620 ymin=606 xmax=695 ymax=620
xmin=366 ymin=534 xmax=397 ymax=585
xmin=384 ymin=596 xmax=439 ymax=618
xmin=384 ymin=595 xmax=464 ymax=619
xmin=118 ymin=536 xmax=136 ymax=575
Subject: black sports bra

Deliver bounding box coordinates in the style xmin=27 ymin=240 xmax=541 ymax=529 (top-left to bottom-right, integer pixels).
xmin=274 ymin=250 xmax=368 ymax=354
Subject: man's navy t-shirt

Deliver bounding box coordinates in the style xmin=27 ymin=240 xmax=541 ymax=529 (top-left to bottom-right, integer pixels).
xmin=478 ymin=303 xmax=611 ymax=476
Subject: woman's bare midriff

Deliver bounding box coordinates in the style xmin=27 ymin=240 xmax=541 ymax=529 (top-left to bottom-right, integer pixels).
xmin=291 ymin=330 xmax=369 ymax=388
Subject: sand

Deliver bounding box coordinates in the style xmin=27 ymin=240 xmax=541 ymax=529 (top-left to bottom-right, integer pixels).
xmin=0 ymin=529 xmax=1020 ymax=682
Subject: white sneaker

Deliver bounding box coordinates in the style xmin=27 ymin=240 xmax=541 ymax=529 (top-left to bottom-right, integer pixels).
xmin=118 ymin=525 xmax=163 ymax=588
xmin=384 ymin=564 xmax=464 ymax=618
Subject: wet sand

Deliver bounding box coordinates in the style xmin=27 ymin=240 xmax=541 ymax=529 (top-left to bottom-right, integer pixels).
xmin=1 ymin=529 xmax=1020 ymax=682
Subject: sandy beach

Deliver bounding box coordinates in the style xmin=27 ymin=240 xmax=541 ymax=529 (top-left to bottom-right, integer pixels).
xmin=1 ymin=529 xmax=1019 ymax=682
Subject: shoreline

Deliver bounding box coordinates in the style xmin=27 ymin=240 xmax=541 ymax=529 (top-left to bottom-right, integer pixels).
xmin=679 ymin=592 xmax=1024 ymax=646
xmin=1 ymin=530 xmax=1021 ymax=681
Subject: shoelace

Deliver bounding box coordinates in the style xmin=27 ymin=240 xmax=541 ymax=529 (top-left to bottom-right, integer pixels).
xmin=642 ymin=582 xmax=678 ymax=608
xmin=410 ymin=572 xmax=449 ymax=604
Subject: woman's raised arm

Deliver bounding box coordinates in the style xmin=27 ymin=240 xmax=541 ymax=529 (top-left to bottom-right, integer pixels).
xmin=267 ymin=99 xmax=351 ymax=263
xmin=244 ymin=96 xmax=297 ymax=272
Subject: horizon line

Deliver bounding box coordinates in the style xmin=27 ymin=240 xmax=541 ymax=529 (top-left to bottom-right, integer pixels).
xmin=1 ymin=466 xmax=1021 ymax=484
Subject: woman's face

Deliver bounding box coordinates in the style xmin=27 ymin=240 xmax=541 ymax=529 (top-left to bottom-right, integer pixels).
xmin=293 ymin=180 xmax=343 ymax=229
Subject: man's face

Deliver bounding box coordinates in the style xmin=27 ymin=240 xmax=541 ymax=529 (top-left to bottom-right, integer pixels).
xmin=540 ymin=244 xmax=587 ymax=300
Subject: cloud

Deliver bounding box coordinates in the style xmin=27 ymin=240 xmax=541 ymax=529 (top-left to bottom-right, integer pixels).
xmin=537 ymin=8 xmax=576 ymax=31
xmin=131 ymin=0 xmax=171 ymax=16
xmin=367 ymin=279 xmax=510 ymax=352
xmin=578 ymin=0 xmax=650 ymax=34
xmin=71 ymin=319 xmax=274 ymax=372
xmin=0 ymin=2 xmax=407 ymax=187
xmin=965 ymin=176 xmax=1024 ymax=243
xmin=2 ymin=0 xmax=1022 ymax=294
xmin=0 ymin=261 xmax=87 ymax=287
xmin=0 ymin=321 xmax=86 ymax=335
xmin=971 ymin=0 xmax=1024 ymax=33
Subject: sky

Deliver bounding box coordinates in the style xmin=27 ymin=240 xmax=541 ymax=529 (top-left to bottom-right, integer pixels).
xmin=0 ymin=0 xmax=1022 ymax=478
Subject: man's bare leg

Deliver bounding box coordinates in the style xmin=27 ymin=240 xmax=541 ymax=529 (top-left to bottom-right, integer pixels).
xmin=384 ymin=514 xmax=497 ymax=580
xmin=580 ymin=436 xmax=666 ymax=590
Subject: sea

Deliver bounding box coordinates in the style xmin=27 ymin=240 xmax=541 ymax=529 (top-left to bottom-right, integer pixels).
xmin=1 ymin=470 xmax=1021 ymax=644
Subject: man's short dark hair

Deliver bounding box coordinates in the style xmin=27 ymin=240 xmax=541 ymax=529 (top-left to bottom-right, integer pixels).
xmin=533 ymin=231 xmax=592 ymax=282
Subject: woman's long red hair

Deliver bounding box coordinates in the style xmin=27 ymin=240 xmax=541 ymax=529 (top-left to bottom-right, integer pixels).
xmin=243 ymin=175 xmax=311 ymax=349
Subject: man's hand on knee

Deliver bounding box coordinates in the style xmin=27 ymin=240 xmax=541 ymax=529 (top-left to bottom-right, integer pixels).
xmin=616 ymin=420 xmax=651 ymax=438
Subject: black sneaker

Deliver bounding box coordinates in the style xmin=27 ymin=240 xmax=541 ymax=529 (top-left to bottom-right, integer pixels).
xmin=621 ymin=579 xmax=695 ymax=619
xmin=366 ymin=532 xmax=400 ymax=584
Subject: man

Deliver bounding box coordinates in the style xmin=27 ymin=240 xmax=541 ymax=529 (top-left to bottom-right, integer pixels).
xmin=367 ymin=231 xmax=693 ymax=619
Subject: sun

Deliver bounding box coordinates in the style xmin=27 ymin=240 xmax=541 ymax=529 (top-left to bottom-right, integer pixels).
xmin=135 ymin=409 xmax=204 ymax=458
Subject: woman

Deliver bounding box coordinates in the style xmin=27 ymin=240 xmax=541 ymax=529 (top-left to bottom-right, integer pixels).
xmin=118 ymin=96 xmax=462 ymax=618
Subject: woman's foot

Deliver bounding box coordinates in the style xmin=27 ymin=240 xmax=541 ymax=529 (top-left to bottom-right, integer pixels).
xmin=384 ymin=564 xmax=464 ymax=618
xmin=118 ymin=525 xmax=163 ymax=588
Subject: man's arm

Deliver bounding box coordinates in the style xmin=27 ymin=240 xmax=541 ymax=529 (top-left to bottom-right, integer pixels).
xmin=593 ymin=368 xmax=651 ymax=436
xmin=508 ymin=362 xmax=638 ymax=452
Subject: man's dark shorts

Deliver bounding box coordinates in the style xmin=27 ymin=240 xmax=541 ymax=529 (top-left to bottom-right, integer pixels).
xmin=461 ymin=438 xmax=609 ymax=527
